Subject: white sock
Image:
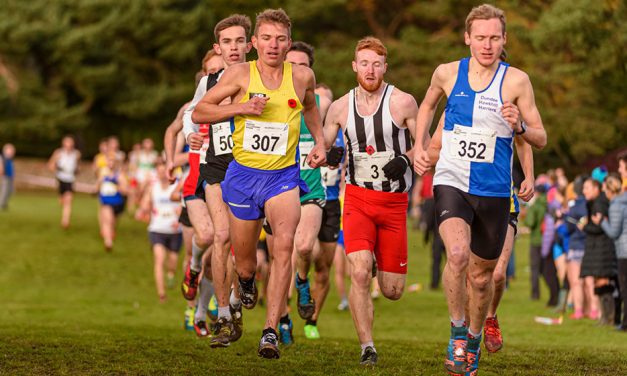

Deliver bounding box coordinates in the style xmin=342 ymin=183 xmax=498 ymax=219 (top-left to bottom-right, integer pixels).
xmin=218 ymin=306 xmax=232 ymax=320
xmin=230 ymin=289 xmax=241 ymax=308
xmin=360 ymin=342 xmax=375 ymax=354
xmin=190 ymin=236 xmax=205 ymax=272
xmin=450 ymin=317 xmax=466 ymax=328
xmin=194 ymin=276 xmax=214 ymax=323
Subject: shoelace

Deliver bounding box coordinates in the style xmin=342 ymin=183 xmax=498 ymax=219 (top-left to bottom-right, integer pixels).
xmin=264 ymin=332 xmax=278 ymax=345
xmin=451 ymin=339 xmax=467 ymax=362
xmin=297 ymin=281 xmax=312 ymax=305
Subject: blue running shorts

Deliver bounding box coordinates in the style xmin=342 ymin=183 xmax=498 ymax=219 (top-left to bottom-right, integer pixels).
xmin=222 ymin=160 xmax=309 ymax=220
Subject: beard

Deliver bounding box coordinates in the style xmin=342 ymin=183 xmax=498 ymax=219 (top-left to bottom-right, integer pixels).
xmin=356 ymin=73 xmax=383 ymax=92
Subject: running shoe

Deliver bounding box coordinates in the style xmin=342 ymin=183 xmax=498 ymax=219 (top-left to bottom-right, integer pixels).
xmin=304 ymin=324 xmax=320 ymax=339
xmin=230 ymin=303 xmax=243 ymax=342
xmin=181 ymin=264 xmax=200 ymax=301
xmin=278 ymin=318 xmax=294 ymax=345
xmin=465 ymin=333 xmax=481 ymax=376
xmin=337 ymin=298 xmax=349 ymax=311
xmin=210 ymin=317 xmax=233 ymax=348
xmin=295 ymin=274 xmax=315 ymax=320
xmin=238 ymin=277 xmax=258 ymax=309
xmin=258 ymin=329 xmax=280 ymax=359
xmin=194 ymin=320 xmax=210 ymax=338
xmin=360 ymin=346 xmax=377 ymax=366
xmin=184 ymin=306 xmax=195 ymax=331
xmin=444 ymin=325 xmax=468 ymax=375
xmin=483 ymin=316 xmax=503 ymax=353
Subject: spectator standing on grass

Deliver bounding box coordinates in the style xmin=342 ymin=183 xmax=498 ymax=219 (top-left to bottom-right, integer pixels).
xmin=525 ymin=182 xmax=548 ymax=301
xmin=594 ymin=174 xmax=626 ymax=331
xmin=0 ymin=143 xmax=15 ymax=210
xmin=581 ymin=176 xmax=617 ymax=325
xmin=564 ymin=176 xmax=589 ymax=319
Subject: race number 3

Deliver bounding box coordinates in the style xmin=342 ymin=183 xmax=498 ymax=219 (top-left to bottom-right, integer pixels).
xmin=243 ymin=120 xmax=288 ymax=156
xmin=353 ymin=151 xmax=394 ymax=182
xmin=450 ymin=125 xmax=496 ymax=163
xmin=212 ymin=122 xmax=233 ymax=156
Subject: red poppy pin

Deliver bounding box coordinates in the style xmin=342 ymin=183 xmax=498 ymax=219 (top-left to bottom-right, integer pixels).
xmin=288 ymin=99 xmax=297 ymax=108
xmin=366 ymin=145 xmax=375 ymax=155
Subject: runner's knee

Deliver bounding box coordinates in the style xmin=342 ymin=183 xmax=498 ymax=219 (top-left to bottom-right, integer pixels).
xmin=447 ymin=244 xmax=470 ymax=271
xmin=351 ymin=266 xmax=371 ymax=288
xmin=381 ymin=284 xmax=403 ymax=300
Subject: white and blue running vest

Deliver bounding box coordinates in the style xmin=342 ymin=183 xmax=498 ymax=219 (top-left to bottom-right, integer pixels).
xmin=434 ymin=57 xmax=513 ymax=198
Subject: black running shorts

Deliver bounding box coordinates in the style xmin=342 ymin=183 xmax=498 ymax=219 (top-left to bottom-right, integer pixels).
xmin=434 ymin=185 xmax=509 ymax=260
xmin=178 ymin=207 xmax=192 ymax=227
xmin=200 ymin=154 xmax=233 ymax=185
xmin=58 ymin=180 xmax=73 ymax=195
xmin=318 ymin=199 xmax=341 ymax=243
xmin=508 ymin=212 xmax=519 ymax=236
xmin=148 ymin=232 xmax=182 ymax=253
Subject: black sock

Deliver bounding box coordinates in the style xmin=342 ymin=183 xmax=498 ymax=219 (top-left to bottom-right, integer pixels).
xmin=296 ymin=272 xmax=307 ymax=284
xmin=263 ymin=327 xmax=277 ymax=336
xmin=306 ymin=319 xmax=317 ymax=326
xmin=280 ymin=314 xmax=291 ymax=324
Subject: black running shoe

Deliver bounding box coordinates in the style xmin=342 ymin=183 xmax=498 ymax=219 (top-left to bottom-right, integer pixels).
xmin=238 ymin=277 xmax=258 ymax=310
xmin=360 ymin=346 xmax=377 ymax=366
xmin=295 ymin=274 xmax=315 ymax=320
xmin=210 ymin=317 xmax=233 ymax=348
xmin=230 ymin=304 xmax=243 ymax=342
xmin=258 ymin=329 xmax=280 ymax=359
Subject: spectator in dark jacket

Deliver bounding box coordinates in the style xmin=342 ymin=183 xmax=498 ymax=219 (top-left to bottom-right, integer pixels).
xmin=594 ymin=175 xmax=626 ymax=330
xmin=581 ymin=178 xmax=617 ymax=325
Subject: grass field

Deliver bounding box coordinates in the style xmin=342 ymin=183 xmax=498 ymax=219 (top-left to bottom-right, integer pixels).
xmin=1 ymin=191 xmax=625 ymax=375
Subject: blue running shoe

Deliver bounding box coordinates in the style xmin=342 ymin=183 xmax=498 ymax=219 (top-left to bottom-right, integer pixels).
xmin=465 ymin=333 xmax=481 ymax=376
xmin=295 ymin=273 xmax=315 ymax=320
xmin=184 ymin=306 xmax=195 ymax=331
xmin=278 ymin=317 xmax=294 ymax=346
xmin=445 ymin=325 xmax=468 ymax=375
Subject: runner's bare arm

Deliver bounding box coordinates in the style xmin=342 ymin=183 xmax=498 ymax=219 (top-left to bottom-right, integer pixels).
xmin=118 ymin=173 xmax=129 ymax=196
xmin=427 ymin=114 xmax=445 ymax=166
xmin=416 ymin=64 xmax=449 ymax=150
xmin=183 ymin=76 xmax=209 ymax=148
xmin=299 ymin=67 xmax=327 ymax=167
xmin=318 ymin=94 xmax=332 ymax=123
xmin=164 ymin=103 xmax=187 ymax=180
xmin=393 ymin=90 xmax=419 ymax=160
xmin=512 ymin=71 xmax=547 ymax=150
xmin=514 ymin=135 xmax=535 ymax=202
xmin=47 ymin=150 xmax=59 ymax=172
xmin=172 ymin=131 xmax=189 ymax=168
xmin=192 ymin=64 xmax=266 ymax=124
xmin=322 ymin=97 xmax=345 ymax=149
xmin=135 ymin=185 xmax=152 ymax=222
xmin=414 ymin=64 xmax=450 ymax=175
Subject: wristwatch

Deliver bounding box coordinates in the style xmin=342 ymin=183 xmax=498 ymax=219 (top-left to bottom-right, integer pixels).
xmin=516 ymin=122 xmax=527 ymax=135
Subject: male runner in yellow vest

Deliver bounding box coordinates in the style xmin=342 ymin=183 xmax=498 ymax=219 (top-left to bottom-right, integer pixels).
xmin=192 ymin=8 xmax=327 ymax=359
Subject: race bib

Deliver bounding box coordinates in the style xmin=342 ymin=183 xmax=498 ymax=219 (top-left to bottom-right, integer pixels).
xmin=321 ymin=166 xmax=340 ymax=187
xmin=212 ymin=122 xmax=233 ymax=156
xmin=353 ymin=151 xmax=394 ymax=182
xmin=450 ymin=125 xmax=496 ymax=163
xmin=100 ymin=181 xmax=118 ymax=196
xmin=243 ymin=120 xmax=288 ymax=156
xmin=299 ymin=140 xmax=314 ymax=170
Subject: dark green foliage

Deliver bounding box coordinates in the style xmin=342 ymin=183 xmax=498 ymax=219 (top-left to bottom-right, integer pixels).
xmin=0 ymin=0 xmax=625 ymax=171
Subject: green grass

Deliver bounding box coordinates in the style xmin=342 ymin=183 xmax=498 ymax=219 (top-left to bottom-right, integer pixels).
xmin=0 ymin=192 xmax=625 ymax=375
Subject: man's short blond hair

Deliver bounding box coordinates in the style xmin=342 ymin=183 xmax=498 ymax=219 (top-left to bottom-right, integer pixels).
xmin=465 ymin=4 xmax=506 ymax=36
xmin=354 ymin=36 xmax=387 ymax=60
xmin=254 ymin=8 xmax=291 ymax=36
xmin=214 ymin=14 xmax=252 ymax=42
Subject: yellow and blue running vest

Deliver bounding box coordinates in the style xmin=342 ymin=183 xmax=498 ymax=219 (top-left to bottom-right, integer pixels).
xmin=232 ymin=61 xmax=303 ymax=171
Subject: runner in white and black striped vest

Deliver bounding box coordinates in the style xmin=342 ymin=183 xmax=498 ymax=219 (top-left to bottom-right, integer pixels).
xmin=323 ymin=36 xmax=418 ymax=366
